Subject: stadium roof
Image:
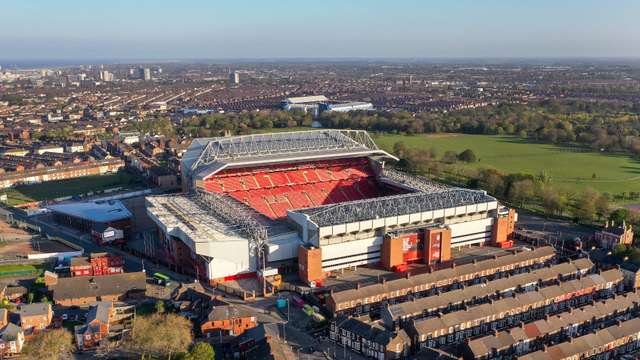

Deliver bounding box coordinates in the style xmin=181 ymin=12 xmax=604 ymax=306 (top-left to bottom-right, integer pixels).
xmin=48 ymin=200 xmax=132 ymax=223
xmin=285 ymin=95 xmax=328 ymax=104
xmin=182 ymin=130 xmax=397 ymax=181
xmin=294 ymin=189 xmax=495 ymax=227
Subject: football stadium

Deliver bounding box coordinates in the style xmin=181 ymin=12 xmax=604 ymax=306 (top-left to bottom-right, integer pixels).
xmin=146 ymin=130 xmax=517 ymax=285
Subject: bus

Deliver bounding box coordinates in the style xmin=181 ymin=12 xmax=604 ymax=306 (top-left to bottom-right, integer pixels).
xmin=153 ymin=272 xmax=172 ymax=286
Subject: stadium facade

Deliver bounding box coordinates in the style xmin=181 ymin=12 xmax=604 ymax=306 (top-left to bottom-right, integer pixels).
xmin=146 ymin=130 xmax=517 ymax=285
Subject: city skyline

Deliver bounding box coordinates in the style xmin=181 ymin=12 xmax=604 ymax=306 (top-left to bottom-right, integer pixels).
xmin=1 ymin=0 xmax=639 ymax=60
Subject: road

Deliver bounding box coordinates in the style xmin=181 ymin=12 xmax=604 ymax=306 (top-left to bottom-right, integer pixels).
xmin=517 ymin=210 xmax=594 ymax=241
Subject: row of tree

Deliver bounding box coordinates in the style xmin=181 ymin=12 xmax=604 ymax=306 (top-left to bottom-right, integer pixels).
xmin=393 ymin=141 xmax=612 ymax=224
xmin=178 ymin=110 xmax=312 ymax=138
xmin=169 ymin=99 xmax=640 ymax=158
xmin=316 ymin=100 xmax=640 ymax=156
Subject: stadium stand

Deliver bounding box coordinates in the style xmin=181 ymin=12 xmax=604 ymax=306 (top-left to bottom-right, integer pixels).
xmin=201 ymin=158 xmax=395 ymax=219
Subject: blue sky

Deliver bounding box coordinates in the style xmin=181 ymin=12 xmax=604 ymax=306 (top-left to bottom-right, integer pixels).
xmin=1 ymin=0 xmax=638 ymax=59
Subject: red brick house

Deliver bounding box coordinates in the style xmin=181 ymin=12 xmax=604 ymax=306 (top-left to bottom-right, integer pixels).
xmin=201 ymin=304 xmax=257 ymax=338
xmin=15 ymin=303 xmax=52 ymax=333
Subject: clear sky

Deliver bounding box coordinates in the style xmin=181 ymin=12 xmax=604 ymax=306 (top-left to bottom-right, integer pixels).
xmin=1 ymin=0 xmax=639 ymax=60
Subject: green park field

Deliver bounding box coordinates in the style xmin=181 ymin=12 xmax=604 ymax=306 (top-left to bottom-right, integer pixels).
xmin=373 ymin=133 xmax=640 ymax=196
xmin=1 ymin=172 xmax=144 ymax=206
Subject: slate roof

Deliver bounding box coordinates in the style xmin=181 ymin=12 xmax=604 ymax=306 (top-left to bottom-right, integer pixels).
xmin=206 ymin=304 xmax=255 ymax=322
xmin=49 ymin=272 xmax=146 ymax=302
xmin=385 ymin=258 xmax=593 ymax=322
xmin=467 ymin=291 xmax=640 ymax=357
xmin=519 ymin=317 xmax=640 ymax=360
xmin=412 ymin=269 xmax=623 ymax=337
xmin=330 ymin=246 xmax=556 ymax=306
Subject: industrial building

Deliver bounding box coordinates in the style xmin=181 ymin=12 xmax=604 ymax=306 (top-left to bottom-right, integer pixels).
xmin=48 ymin=200 xmax=132 ymax=245
xmin=146 ymin=130 xmax=519 ymax=285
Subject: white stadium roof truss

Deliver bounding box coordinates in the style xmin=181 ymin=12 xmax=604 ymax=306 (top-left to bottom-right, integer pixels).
xmin=381 ymin=167 xmax=452 ymax=193
xmin=191 ymin=129 xmax=382 ymax=171
xmin=299 ymin=189 xmax=495 ymax=227
xmin=193 ymin=189 xmax=268 ymax=245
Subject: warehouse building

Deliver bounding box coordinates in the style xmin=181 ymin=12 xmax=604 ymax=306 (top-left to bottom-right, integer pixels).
xmin=48 ymin=200 xmax=132 ymax=245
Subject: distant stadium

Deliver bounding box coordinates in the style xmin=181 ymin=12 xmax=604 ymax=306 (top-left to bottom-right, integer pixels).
xmin=146 ymin=130 xmax=517 ymax=285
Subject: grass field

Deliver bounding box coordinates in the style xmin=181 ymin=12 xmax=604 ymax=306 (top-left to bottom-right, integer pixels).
xmin=0 ymin=171 xmax=144 ymax=206
xmin=0 ymin=264 xmax=40 ymax=277
xmin=373 ymin=133 xmax=640 ymax=195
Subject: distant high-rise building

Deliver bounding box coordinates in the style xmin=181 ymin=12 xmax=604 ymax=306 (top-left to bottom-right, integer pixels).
xmin=137 ymin=67 xmax=152 ymax=81
xmin=100 ymin=70 xmax=114 ymax=82
xmin=143 ymin=68 xmax=152 ymax=81
xmin=230 ymin=71 xmax=240 ymax=85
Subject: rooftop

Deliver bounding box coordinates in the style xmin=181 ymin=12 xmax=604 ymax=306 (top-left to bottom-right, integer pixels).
xmin=48 ymin=200 xmax=132 ymax=223
xmin=519 ymin=317 xmax=640 ymax=360
xmin=295 ymin=189 xmax=496 ymax=228
xmin=49 ymin=272 xmax=146 ymax=301
xmin=330 ymin=246 xmax=555 ymax=305
xmin=412 ymin=269 xmax=623 ymax=336
xmin=182 ymin=130 xmax=396 ymax=180
xmin=385 ymin=258 xmax=593 ymax=322
xmin=468 ymin=291 xmax=640 ymax=357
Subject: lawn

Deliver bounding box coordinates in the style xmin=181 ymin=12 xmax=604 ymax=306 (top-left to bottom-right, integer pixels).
xmin=0 ymin=171 xmax=144 ymax=206
xmin=0 ymin=264 xmax=40 ymax=277
xmin=373 ymin=133 xmax=640 ymax=196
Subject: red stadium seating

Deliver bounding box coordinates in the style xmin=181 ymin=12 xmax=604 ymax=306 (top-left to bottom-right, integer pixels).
xmin=201 ymin=158 xmax=395 ymax=219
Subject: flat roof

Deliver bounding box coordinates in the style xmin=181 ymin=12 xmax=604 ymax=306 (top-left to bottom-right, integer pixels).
xmin=146 ymin=193 xmax=295 ymax=244
xmin=48 ymin=200 xmax=132 ymax=223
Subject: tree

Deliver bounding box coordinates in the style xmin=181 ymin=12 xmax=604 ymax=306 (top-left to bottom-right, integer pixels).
xmin=124 ymin=313 xmax=192 ymax=359
xmin=22 ymin=328 xmax=75 ymax=360
xmin=458 ymin=149 xmax=477 ymax=163
xmin=595 ymin=193 xmax=610 ymax=220
xmin=185 ymin=342 xmax=215 ymax=360
xmin=442 ymin=151 xmax=458 ymax=164
xmin=392 ymin=141 xmax=408 ymax=158
xmin=610 ymin=208 xmax=629 ymax=224
xmin=478 ymin=169 xmax=506 ymax=196
xmin=572 ymin=188 xmax=598 ymax=223
xmin=508 ymin=179 xmax=534 ymax=208
xmin=540 ymin=186 xmax=567 ymax=216
xmin=155 ymin=300 xmax=165 ymax=314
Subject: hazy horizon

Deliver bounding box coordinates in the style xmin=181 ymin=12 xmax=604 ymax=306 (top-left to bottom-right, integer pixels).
xmin=1 ymin=0 xmax=639 ymax=61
